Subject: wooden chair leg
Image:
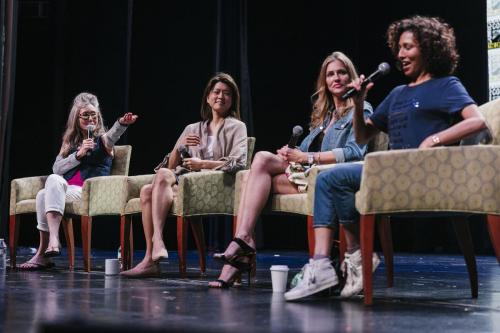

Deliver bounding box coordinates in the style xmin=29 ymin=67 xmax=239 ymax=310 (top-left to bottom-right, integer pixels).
xmin=452 ymin=216 xmax=478 ymax=298
xmin=9 ymin=215 xmax=20 ymax=268
xmin=487 ymin=214 xmax=500 ymax=266
xmin=81 ymin=216 xmax=92 ymax=272
xmin=189 ymin=217 xmax=206 ymax=274
xmin=339 ymin=225 xmax=347 ymax=264
xmin=128 ymin=219 xmax=134 ymax=270
xmin=177 ymin=216 xmax=188 ymax=276
xmin=62 ymin=217 xmax=75 ymax=271
xmin=120 ymin=215 xmax=133 ymax=271
xmin=306 ymin=215 xmax=314 ymax=258
xmin=360 ymin=214 xmax=376 ymax=306
xmin=377 ymin=215 xmax=393 ymax=287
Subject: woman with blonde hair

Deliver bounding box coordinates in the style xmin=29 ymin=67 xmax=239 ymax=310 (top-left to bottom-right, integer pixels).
xmin=209 ymin=51 xmax=373 ymax=288
xmin=19 ymin=92 xmax=138 ymax=270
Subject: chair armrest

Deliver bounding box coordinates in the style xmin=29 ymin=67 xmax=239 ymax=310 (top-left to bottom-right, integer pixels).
xmin=305 ymin=162 xmax=364 ymax=216
xmin=126 ymin=174 xmax=154 ymax=200
xmin=175 ymin=170 xmax=236 ymax=216
xmin=10 ymin=176 xmax=48 ymax=215
xmin=76 ymin=175 xmax=129 ymax=216
xmin=233 ymin=170 xmax=249 ymax=215
xmin=356 ymin=146 xmax=500 ymax=215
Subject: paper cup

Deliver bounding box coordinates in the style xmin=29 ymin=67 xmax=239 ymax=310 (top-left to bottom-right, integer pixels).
xmin=270 ymin=265 xmax=289 ymax=293
xmin=105 ymin=258 xmax=120 ymax=275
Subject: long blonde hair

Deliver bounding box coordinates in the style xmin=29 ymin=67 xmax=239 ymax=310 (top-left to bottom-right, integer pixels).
xmin=60 ymin=92 xmax=106 ymax=157
xmin=310 ymin=51 xmax=359 ymax=128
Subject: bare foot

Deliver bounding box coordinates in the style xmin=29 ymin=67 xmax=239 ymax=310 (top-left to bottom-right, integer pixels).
xmin=120 ymin=260 xmax=160 ymax=278
xmin=152 ymin=240 xmax=168 ymax=262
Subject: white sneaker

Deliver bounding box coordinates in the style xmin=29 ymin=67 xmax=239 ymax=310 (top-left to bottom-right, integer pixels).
xmin=340 ymin=250 xmax=380 ymax=298
xmin=284 ymin=258 xmax=339 ymax=301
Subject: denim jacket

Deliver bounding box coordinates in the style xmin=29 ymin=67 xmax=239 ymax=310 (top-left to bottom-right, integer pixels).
xmin=298 ymin=101 xmax=373 ymax=163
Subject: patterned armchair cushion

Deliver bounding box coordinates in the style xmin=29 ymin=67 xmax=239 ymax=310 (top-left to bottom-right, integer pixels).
xmin=65 ymin=175 xmax=129 ymax=216
xmin=173 ymin=170 xmax=236 ymax=216
xmin=356 ymin=146 xmax=500 ymax=215
xmin=123 ymin=174 xmax=154 ymax=214
xmin=478 ymin=98 xmax=500 ymax=144
xmin=10 ymin=176 xmax=47 ymax=215
xmin=111 ymin=145 xmax=132 ymax=176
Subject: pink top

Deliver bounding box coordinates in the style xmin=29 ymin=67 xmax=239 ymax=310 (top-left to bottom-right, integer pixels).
xmin=67 ymin=170 xmax=84 ymax=187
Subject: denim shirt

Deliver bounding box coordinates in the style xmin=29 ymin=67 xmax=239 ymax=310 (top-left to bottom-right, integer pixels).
xmin=298 ymin=101 xmax=373 ymax=163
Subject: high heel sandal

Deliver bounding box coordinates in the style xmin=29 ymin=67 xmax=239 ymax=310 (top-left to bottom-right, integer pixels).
xmin=213 ymin=237 xmax=256 ymax=264
xmin=210 ymin=254 xmax=255 ymax=289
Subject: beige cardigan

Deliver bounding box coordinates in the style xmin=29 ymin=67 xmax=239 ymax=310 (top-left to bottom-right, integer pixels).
xmin=172 ymin=116 xmax=248 ymax=173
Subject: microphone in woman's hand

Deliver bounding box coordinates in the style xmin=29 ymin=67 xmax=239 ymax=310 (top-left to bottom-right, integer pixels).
xmin=178 ymin=145 xmax=191 ymax=159
xmin=288 ymin=125 xmax=303 ymax=148
xmin=86 ymin=125 xmax=95 ymax=156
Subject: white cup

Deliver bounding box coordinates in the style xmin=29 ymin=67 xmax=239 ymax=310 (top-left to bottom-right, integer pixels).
xmin=270 ymin=265 xmax=289 ymax=293
xmin=105 ymin=258 xmax=120 ymax=275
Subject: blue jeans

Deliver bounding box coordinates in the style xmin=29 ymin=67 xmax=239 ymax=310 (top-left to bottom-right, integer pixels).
xmin=313 ymin=163 xmax=363 ymax=229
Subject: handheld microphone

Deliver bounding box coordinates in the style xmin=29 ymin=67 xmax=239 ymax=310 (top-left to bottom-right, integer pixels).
xmin=86 ymin=125 xmax=95 ymax=156
xmin=178 ymin=145 xmax=191 ymax=159
xmin=342 ymin=62 xmax=390 ymax=100
xmin=288 ymin=125 xmax=304 ymax=148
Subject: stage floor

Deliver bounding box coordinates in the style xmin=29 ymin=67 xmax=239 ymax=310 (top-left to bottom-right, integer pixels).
xmin=1 ymin=249 xmax=500 ymax=333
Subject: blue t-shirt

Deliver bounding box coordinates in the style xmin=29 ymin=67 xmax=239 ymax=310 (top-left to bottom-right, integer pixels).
xmin=370 ymin=76 xmax=475 ymax=149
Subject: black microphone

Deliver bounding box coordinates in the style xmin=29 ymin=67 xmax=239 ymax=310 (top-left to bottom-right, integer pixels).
xmin=86 ymin=125 xmax=95 ymax=156
xmin=178 ymin=144 xmax=191 ymax=159
xmin=288 ymin=125 xmax=304 ymax=148
xmin=342 ymin=62 xmax=391 ymax=100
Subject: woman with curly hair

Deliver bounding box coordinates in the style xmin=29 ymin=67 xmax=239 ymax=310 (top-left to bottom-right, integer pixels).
xmin=209 ymin=52 xmax=373 ymax=288
xmin=285 ymin=15 xmax=486 ymax=301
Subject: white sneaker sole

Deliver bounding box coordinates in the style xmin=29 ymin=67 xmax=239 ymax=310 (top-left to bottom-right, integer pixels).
xmin=284 ymin=276 xmax=339 ymax=301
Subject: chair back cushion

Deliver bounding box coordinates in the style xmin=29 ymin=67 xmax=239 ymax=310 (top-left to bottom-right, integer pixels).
xmin=367 ymin=131 xmax=389 ymax=153
xmin=478 ymin=98 xmax=500 ymax=144
xmin=111 ymin=145 xmax=132 ymax=176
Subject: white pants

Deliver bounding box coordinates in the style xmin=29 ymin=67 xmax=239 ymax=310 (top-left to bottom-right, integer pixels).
xmin=36 ymin=174 xmax=82 ymax=232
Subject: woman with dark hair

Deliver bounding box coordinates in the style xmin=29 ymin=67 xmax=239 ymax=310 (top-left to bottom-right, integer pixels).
xmin=285 ymin=15 xmax=487 ymax=301
xmin=209 ymin=51 xmax=373 ymax=288
xmin=121 ymin=73 xmax=248 ymax=278
xmin=19 ymin=92 xmax=138 ymax=270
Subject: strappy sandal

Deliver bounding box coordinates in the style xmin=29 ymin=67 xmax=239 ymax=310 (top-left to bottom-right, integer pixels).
xmin=209 ymin=256 xmax=255 ymax=289
xmin=213 ymin=237 xmax=256 ymax=264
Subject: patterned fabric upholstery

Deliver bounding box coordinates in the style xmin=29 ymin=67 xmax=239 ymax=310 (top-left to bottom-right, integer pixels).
xmin=356 ymin=146 xmax=500 ymax=215
xmin=122 ymin=137 xmax=255 ymax=218
xmin=10 ymin=145 xmax=132 ymax=217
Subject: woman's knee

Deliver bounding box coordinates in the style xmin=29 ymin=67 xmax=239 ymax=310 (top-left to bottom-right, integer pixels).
xmin=45 ymin=174 xmax=67 ymax=190
xmin=251 ymin=151 xmax=276 ymax=171
xmin=154 ymin=168 xmax=176 ymax=187
xmin=140 ymin=184 xmax=153 ymax=204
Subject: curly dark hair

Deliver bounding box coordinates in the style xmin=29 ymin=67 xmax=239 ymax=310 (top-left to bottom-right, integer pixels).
xmin=386 ymin=15 xmax=459 ymax=77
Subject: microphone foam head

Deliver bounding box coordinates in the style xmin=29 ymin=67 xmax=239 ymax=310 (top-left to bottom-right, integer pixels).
xmin=378 ymin=62 xmax=391 ymax=75
xmin=292 ymin=125 xmax=303 ymax=136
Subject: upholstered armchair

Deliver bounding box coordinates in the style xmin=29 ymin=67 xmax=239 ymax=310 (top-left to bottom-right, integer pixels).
xmin=233 ymin=132 xmax=394 ymax=277
xmin=9 ymin=145 xmax=132 ymax=271
xmin=356 ymin=97 xmax=500 ymax=305
xmin=120 ymin=137 xmax=256 ymax=274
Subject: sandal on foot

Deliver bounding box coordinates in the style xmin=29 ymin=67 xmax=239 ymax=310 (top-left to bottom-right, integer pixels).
xmin=213 ymin=237 xmax=256 ymax=263
xmin=17 ymin=262 xmax=55 ymax=271
xmin=44 ymin=247 xmax=61 ymax=258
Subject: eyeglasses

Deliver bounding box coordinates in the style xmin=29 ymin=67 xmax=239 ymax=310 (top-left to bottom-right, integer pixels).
xmin=79 ymin=112 xmax=98 ymax=121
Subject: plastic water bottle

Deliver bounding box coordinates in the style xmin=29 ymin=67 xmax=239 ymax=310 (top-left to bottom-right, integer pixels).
xmin=117 ymin=246 xmax=122 ymax=269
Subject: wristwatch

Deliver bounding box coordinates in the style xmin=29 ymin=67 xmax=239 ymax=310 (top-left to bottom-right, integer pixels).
xmin=307 ymin=153 xmax=314 ymax=165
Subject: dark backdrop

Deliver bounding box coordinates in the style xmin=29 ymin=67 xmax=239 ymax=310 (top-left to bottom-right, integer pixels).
xmin=4 ymin=0 xmax=491 ymax=254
